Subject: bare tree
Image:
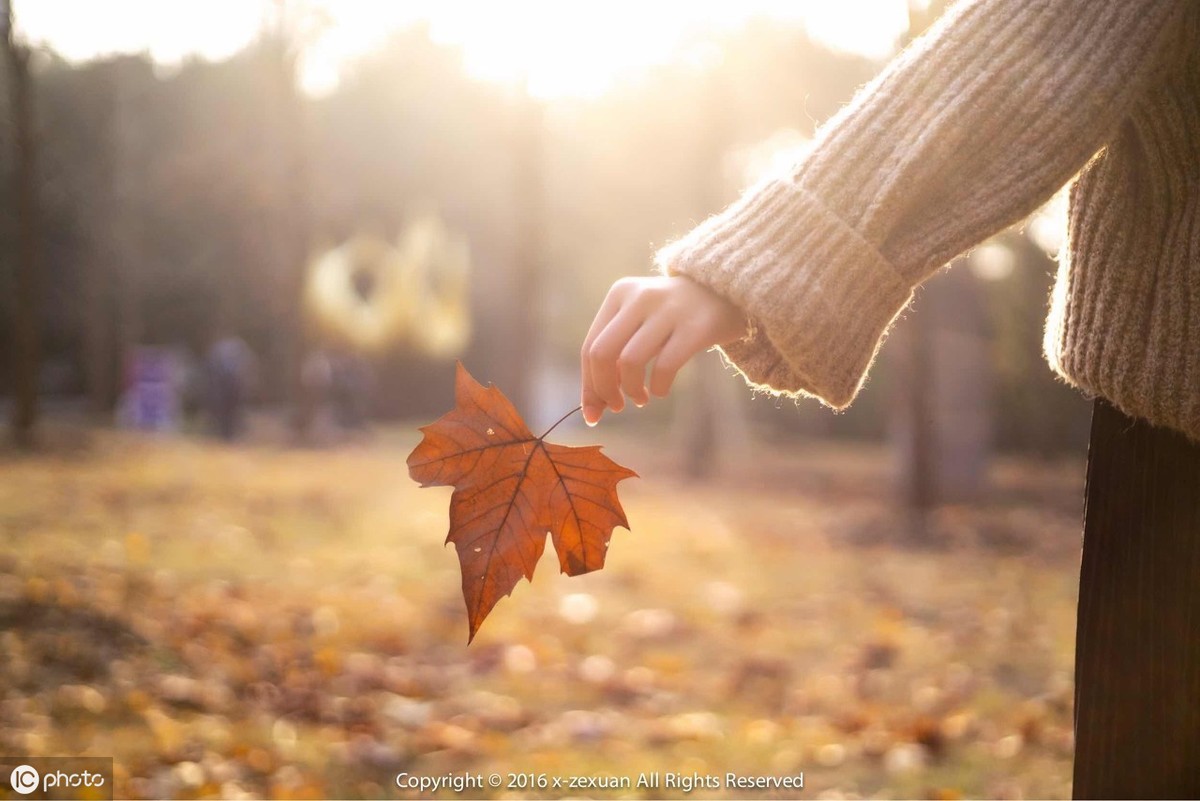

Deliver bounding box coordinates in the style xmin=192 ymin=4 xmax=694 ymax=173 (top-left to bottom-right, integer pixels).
xmin=682 ymin=69 xmax=733 ymax=481
xmin=2 ymin=0 xmax=41 ymax=448
xmin=678 ymin=62 xmax=750 ymax=481
xmin=260 ymin=0 xmax=314 ymax=437
xmin=893 ymin=0 xmax=950 ymax=541
xmin=508 ymin=86 xmax=544 ymax=417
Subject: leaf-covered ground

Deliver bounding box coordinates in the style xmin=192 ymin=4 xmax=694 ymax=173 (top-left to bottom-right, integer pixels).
xmin=0 ymin=427 xmax=1084 ymax=799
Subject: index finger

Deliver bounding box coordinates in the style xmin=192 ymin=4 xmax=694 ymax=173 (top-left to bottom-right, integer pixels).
xmin=580 ymin=287 xmax=625 ymax=425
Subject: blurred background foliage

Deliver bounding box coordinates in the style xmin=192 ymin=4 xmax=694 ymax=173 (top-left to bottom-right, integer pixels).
xmin=0 ymin=5 xmax=1089 ymax=453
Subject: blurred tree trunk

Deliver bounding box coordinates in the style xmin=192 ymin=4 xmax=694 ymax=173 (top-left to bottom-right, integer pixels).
xmin=893 ymin=0 xmax=950 ymax=541
xmin=508 ymin=88 xmax=544 ymax=416
xmin=679 ymin=65 xmax=749 ymax=481
xmin=81 ymin=122 xmax=114 ymax=416
xmin=111 ymin=62 xmax=144 ymax=410
xmin=891 ymin=263 xmax=993 ymax=509
xmin=3 ymin=0 xmax=41 ymax=448
xmin=930 ymin=264 xmax=992 ymax=501
xmin=83 ymin=60 xmax=146 ymax=417
xmin=263 ymin=1 xmax=313 ymax=438
xmin=897 ymin=292 xmax=936 ymax=536
xmin=81 ymin=250 xmax=114 ymax=414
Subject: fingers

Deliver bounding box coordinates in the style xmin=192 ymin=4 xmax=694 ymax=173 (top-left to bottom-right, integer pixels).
xmin=649 ymin=326 xmax=704 ymax=398
xmin=582 ymin=275 xmax=727 ymax=423
xmin=581 ymin=372 xmax=605 ymax=427
xmin=587 ymin=306 xmax=644 ymax=415
xmin=581 ymin=351 xmax=604 ymax=426
xmin=618 ymin=318 xmax=673 ymax=406
xmin=580 ymin=286 xmax=625 ymax=425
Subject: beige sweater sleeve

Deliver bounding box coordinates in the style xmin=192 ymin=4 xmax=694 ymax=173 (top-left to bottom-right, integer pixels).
xmin=656 ymin=0 xmax=1187 ymax=408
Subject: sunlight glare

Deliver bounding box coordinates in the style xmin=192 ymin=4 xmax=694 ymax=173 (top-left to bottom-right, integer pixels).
xmin=17 ymin=0 xmax=261 ymax=65
xmin=18 ymin=0 xmax=911 ymax=98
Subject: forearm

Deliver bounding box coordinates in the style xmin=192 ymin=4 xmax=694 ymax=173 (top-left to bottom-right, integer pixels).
xmin=659 ymin=0 xmax=1189 ymax=407
xmin=797 ymin=0 xmax=1185 ymax=279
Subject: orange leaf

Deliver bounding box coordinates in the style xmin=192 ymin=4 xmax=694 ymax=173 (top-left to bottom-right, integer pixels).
xmin=408 ymin=362 xmax=637 ymax=642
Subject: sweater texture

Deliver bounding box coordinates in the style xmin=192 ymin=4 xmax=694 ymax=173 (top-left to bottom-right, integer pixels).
xmin=657 ymin=0 xmax=1200 ymax=442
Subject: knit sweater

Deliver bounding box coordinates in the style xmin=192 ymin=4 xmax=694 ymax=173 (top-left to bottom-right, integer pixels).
xmin=657 ymin=0 xmax=1200 ymax=442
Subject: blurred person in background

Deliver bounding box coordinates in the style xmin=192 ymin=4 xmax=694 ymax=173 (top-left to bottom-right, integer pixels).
xmin=299 ymin=347 xmax=334 ymax=438
xmin=330 ymin=347 xmax=373 ymax=431
xmin=581 ymin=1 xmax=1200 ymax=798
xmin=205 ymin=331 xmax=257 ymax=441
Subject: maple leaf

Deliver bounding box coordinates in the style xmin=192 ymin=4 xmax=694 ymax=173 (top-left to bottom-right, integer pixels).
xmin=407 ymin=362 xmax=637 ymax=642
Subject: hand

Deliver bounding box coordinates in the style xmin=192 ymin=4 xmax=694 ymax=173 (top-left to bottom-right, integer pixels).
xmin=580 ymin=275 xmax=748 ymax=425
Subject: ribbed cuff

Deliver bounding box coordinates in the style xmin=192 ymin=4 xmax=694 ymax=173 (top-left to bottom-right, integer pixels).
xmin=655 ymin=176 xmax=913 ymax=409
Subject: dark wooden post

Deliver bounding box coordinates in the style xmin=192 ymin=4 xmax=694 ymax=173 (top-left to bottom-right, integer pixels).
xmin=1073 ymin=399 xmax=1200 ymax=798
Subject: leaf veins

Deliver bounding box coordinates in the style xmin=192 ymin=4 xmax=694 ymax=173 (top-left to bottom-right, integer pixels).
xmin=407 ymin=362 xmax=637 ymax=642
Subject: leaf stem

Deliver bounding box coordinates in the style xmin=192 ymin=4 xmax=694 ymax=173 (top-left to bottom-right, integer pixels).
xmin=538 ymin=405 xmax=583 ymax=440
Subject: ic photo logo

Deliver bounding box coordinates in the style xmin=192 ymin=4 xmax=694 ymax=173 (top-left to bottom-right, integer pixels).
xmin=9 ymin=764 xmax=39 ymax=795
